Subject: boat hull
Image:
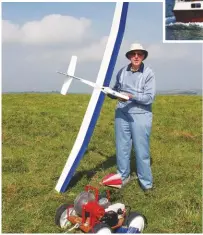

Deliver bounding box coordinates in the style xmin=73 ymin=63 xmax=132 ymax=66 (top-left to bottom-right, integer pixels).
xmin=173 ymin=10 xmax=203 ymax=23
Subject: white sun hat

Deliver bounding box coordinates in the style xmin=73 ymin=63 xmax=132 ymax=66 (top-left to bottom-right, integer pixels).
xmin=125 ymin=43 xmax=148 ymax=60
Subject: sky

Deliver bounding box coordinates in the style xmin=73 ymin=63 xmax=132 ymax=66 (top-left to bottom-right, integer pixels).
xmin=2 ymin=2 xmax=202 ymax=93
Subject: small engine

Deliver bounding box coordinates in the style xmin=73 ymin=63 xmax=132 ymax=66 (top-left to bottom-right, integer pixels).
xmin=55 ymin=185 xmax=146 ymax=233
xmin=74 ymin=191 xmax=95 ymax=216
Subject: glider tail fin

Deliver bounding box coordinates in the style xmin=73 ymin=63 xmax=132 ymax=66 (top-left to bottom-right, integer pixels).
xmin=60 ymin=55 xmax=77 ymax=95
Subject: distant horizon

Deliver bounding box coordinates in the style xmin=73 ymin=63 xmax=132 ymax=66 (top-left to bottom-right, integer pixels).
xmin=2 ymin=88 xmax=202 ymax=95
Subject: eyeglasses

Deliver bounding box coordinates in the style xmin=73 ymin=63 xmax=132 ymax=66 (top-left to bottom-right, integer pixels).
xmin=129 ymin=52 xmax=144 ymax=57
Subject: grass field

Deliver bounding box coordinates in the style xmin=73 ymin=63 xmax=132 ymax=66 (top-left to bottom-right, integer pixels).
xmin=2 ymin=93 xmax=202 ymax=233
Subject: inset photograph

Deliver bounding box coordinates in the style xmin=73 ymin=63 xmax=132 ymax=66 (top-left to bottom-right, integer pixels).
xmin=165 ymin=0 xmax=203 ymax=41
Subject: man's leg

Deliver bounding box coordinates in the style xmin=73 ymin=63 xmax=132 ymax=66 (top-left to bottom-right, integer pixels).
xmin=130 ymin=112 xmax=153 ymax=190
xmin=115 ymin=109 xmax=132 ymax=180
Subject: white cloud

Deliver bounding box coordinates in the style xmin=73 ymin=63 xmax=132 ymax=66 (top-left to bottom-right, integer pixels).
xmin=147 ymin=43 xmax=191 ymax=60
xmin=20 ymin=36 xmax=109 ymax=65
xmin=2 ymin=20 xmax=21 ymax=43
xmin=75 ymin=36 xmax=108 ymax=62
xmin=2 ymin=14 xmax=91 ymax=45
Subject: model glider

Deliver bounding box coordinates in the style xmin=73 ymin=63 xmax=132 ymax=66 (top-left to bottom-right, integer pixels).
xmin=57 ymin=63 xmax=129 ymax=101
xmin=55 ymin=2 xmax=129 ymax=193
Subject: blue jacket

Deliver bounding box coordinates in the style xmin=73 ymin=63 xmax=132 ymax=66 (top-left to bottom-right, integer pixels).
xmin=112 ymin=63 xmax=156 ymax=113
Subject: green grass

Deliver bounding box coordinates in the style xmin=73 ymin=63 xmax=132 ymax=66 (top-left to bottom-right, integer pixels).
xmin=2 ymin=93 xmax=202 ymax=233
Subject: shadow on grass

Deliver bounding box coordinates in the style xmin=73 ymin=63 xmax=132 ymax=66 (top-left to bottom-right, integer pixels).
xmin=66 ymin=154 xmax=116 ymax=191
xmin=57 ymin=150 xmax=153 ymax=193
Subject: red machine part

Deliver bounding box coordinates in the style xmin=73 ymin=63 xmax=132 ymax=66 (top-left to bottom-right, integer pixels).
xmin=85 ymin=185 xmax=110 ymax=202
xmin=85 ymin=185 xmax=99 ymax=201
xmin=66 ymin=186 xmax=112 ymax=232
xmin=82 ymin=201 xmax=105 ymax=227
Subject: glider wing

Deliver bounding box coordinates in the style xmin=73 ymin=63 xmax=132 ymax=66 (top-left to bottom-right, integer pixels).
xmin=55 ymin=2 xmax=129 ymax=193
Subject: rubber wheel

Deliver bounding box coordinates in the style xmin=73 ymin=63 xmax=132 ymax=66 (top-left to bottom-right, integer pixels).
xmin=91 ymin=223 xmax=112 ymax=234
xmin=55 ymin=204 xmax=74 ymax=229
xmin=124 ymin=212 xmax=147 ymax=232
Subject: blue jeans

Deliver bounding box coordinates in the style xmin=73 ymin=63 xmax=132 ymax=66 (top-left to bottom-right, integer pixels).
xmin=115 ymin=108 xmax=153 ymax=190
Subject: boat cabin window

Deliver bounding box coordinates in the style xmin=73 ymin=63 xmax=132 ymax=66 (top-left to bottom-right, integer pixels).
xmin=191 ymin=3 xmax=201 ymax=8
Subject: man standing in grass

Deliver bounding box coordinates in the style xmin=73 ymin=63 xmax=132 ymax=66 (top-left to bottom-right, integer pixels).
xmin=108 ymin=43 xmax=156 ymax=192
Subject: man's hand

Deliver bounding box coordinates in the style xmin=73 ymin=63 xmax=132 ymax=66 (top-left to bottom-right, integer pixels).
xmin=118 ymin=92 xmax=133 ymax=102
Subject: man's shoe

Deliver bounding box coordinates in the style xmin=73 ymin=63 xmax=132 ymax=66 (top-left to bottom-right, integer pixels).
xmin=121 ymin=175 xmax=131 ymax=187
xmin=143 ymin=187 xmax=154 ymax=195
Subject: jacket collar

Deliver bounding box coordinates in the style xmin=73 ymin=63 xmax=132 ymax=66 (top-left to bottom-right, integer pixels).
xmin=127 ymin=62 xmax=144 ymax=73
